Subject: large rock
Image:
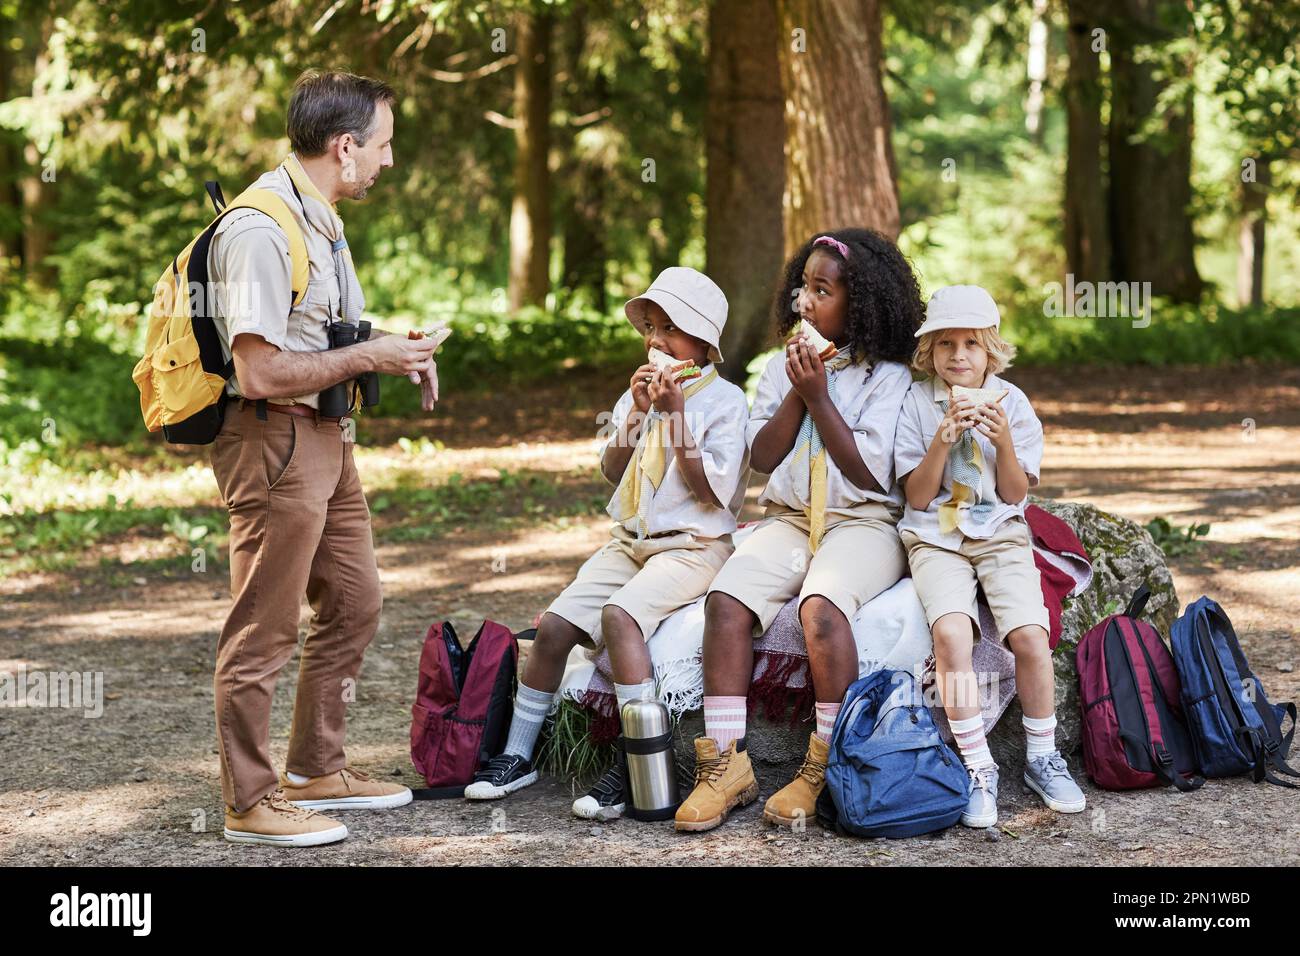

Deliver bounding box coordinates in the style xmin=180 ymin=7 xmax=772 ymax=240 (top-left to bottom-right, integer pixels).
xmin=671 ymin=498 xmax=1179 ymax=786
xmin=988 ymin=498 xmax=1178 ymax=773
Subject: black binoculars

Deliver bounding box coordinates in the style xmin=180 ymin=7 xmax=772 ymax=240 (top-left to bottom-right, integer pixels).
xmin=318 ymin=319 xmax=380 ymax=417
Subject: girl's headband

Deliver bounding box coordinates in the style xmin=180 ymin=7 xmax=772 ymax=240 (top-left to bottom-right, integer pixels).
xmin=813 ymin=235 xmax=850 ymax=259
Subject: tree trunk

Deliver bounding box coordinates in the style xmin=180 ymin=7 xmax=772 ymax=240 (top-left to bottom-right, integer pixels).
xmin=0 ymin=15 xmax=23 ymax=268
xmin=1105 ymin=0 xmax=1202 ymax=301
xmin=776 ymin=0 xmax=899 ymax=253
xmin=707 ymin=0 xmax=785 ymax=382
xmin=507 ymin=10 xmax=553 ymax=313
xmin=1025 ymin=0 xmax=1050 ymax=144
xmin=1236 ymin=156 xmax=1269 ymax=308
xmin=18 ymin=14 xmax=55 ymax=283
xmin=1063 ymin=0 xmax=1110 ymax=283
xmin=558 ymin=6 xmax=606 ymax=313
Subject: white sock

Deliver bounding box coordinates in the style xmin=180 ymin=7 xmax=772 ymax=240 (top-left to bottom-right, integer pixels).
xmin=503 ymin=681 xmax=556 ymax=761
xmin=950 ymin=714 xmax=996 ymax=771
xmin=614 ymin=679 xmax=654 ymax=713
xmin=286 ymin=771 xmax=311 ymax=785
xmin=1024 ymin=713 xmax=1057 ymax=759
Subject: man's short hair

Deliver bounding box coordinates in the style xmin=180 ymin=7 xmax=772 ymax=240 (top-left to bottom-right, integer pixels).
xmin=287 ymin=70 xmax=397 ymax=158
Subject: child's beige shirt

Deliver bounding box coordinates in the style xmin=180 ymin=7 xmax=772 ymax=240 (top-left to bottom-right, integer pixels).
xmin=601 ymin=364 xmax=750 ymax=539
xmin=893 ymin=373 xmax=1044 ymax=550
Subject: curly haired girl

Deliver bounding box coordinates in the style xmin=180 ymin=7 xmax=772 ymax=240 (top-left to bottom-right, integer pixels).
xmin=674 ymin=228 xmax=925 ymax=833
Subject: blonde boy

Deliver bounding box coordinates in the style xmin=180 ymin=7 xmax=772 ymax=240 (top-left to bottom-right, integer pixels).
xmin=894 ymin=285 xmax=1085 ymax=829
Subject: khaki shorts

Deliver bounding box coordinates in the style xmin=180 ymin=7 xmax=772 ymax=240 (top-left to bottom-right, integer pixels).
xmin=901 ymin=516 xmax=1049 ymax=641
xmin=546 ymin=525 xmax=734 ymax=649
xmin=707 ymin=505 xmax=907 ymax=636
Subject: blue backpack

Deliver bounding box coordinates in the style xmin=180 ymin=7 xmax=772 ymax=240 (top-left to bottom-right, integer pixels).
xmin=816 ymin=669 xmax=970 ymax=838
xmin=1170 ymin=596 xmax=1300 ymax=788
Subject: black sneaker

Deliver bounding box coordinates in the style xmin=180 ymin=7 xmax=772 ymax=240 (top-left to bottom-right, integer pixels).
xmin=463 ymin=754 xmax=539 ymax=800
xmin=571 ymin=760 xmax=627 ymax=821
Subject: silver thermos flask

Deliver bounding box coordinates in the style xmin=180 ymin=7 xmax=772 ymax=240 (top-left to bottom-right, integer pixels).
xmin=621 ymin=698 xmax=681 ymax=821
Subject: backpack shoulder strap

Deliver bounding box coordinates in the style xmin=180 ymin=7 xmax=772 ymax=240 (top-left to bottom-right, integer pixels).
xmin=222 ymin=188 xmax=311 ymax=308
xmin=1124 ymin=583 xmax=1152 ymax=620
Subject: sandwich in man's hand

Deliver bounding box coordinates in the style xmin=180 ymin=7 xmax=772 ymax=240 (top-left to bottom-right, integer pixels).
xmin=788 ymin=318 xmax=838 ymax=361
xmin=408 ymin=324 xmax=453 ymax=351
xmin=648 ymin=346 xmax=702 ymax=384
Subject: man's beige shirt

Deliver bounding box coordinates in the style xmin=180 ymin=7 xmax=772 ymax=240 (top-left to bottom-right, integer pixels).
xmin=207 ymin=160 xmax=360 ymax=409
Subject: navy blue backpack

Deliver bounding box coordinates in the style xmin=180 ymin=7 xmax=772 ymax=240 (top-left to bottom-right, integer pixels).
xmin=816 ymin=669 xmax=970 ymax=838
xmin=1170 ymin=596 xmax=1300 ymax=789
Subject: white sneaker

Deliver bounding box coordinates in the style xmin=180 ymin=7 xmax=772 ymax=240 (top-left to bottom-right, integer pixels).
xmin=571 ymin=762 xmax=627 ymax=821
xmin=463 ymin=753 xmax=539 ymax=800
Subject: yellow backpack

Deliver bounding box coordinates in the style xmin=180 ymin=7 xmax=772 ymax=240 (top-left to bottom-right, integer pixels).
xmin=132 ymin=179 xmax=311 ymax=444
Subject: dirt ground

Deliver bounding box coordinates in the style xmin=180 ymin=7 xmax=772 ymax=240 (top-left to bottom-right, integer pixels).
xmin=2 ymin=364 xmax=1298 ymax=866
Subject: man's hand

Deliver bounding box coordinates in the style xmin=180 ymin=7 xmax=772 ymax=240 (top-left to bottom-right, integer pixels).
xmin=367 ymin=334 xmax=436 ymax=377
xmin=416 ymin=360 xmax=439 ymax=412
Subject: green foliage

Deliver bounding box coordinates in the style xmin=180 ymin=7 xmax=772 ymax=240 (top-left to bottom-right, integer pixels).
xmin=0 ymin=495 xmax=227 ymax=576
xmin=363 ymin=304 xmax=644 ymax=418
xmin=1007 ymin=301 xmax=1300 ymax=367
xmin=1144 ymin=516 xmax=1211 ymax=558
xmin=0 ymin=333 xmax=142 ymax=450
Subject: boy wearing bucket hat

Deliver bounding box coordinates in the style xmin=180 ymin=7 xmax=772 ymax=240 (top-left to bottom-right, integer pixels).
xmin=464 ymin=267 xmax=750 ymax=821
xmin=894 ymin=284 xmax=1085 ymax=830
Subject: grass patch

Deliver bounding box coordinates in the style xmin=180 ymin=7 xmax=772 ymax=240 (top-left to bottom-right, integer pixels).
xmin=0 ymin=498 xmax=228 ymax=577
xmin=534 ymin=698 xmax=616 ymax=784
xmin=0 ymin=466 xmax=609 ymax=579
xmin=370 ymin=469 xmax=607 ymax=543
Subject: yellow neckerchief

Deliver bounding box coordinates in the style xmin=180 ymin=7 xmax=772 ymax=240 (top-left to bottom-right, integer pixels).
xmin=789 ymin=350 xmax=859 ymax=554
xmin=612 ymin=368 xmax=719 ymax=537
xmin=933 ymin=375 xmax=991 ymax=534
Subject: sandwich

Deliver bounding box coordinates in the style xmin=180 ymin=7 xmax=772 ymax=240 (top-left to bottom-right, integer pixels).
xmin=789 ymin=319 xmax=838 ymax=360
xmin=408 ymin=324 xmax=453 ymax=351
xmin=648 ymin=346 xmax=702 ymax=383
xmin=949 ymin=383 xmax=1009 ymax=407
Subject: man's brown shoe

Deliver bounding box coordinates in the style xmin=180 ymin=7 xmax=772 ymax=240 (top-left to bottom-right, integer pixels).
xmin=279 ymin=767 xmax=414 ymax=811
xmin=763 ymin=732 xmax=829 ymax=828
xmin=223 ymin=789 xmax=349 ymax=848
xmin=674 ymin=737 xmax=759 ymax=833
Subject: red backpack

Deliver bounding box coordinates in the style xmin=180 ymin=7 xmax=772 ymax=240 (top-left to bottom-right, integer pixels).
xmin=410 ymin=620 xmax=523 ymax=798
xmin=1076 ymin=584 xmax=1204 ymax=792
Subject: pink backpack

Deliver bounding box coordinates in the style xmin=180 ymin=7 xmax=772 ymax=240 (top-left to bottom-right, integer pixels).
xmin=410 ymin=620 xmax=521 ymax=798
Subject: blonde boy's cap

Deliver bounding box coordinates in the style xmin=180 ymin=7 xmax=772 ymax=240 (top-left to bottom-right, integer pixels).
xmin=915 ymin=284 xmax=1001 ymax=338
xmin=624 ymin=267 xmax=728 ymax=364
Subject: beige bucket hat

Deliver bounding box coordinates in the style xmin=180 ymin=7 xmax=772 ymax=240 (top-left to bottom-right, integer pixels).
xmin=624 ymin=267 xmax=728 ymax=364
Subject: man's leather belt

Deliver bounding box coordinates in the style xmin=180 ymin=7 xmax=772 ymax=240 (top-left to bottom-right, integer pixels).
xmin=242 ymin=399 xmax=342 ymax=424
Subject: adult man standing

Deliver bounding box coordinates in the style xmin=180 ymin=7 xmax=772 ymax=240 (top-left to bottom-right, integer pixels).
xmin=209 ymin=70 xmax=435 ymax=847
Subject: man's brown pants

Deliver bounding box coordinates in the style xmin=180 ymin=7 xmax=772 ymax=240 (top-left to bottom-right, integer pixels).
xmin=210 ymin=400 xmax=382 ymax=812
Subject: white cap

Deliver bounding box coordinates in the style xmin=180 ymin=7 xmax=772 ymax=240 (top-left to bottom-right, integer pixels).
xmin=624 ymin=267 xmax=728 ymax=364
xmin=915 ymin=284 xmax=1001 ymax=338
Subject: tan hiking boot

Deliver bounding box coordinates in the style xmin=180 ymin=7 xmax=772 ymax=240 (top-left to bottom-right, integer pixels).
xmin=674 ymin=737 xmax=759 ymax=833
xmin=278 ymin=766 xmax=414 ymax=811
xmin=223 ymin=789 xmax=349 ymax=848
xmin=763 ymin=732 xmax=829 ymax=829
